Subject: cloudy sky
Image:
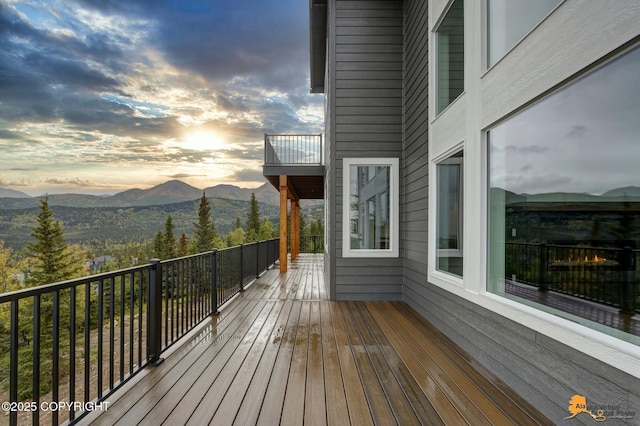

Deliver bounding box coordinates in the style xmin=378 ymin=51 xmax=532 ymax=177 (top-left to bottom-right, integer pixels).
xmin=490 ymin=44 xmax=640 ymax=197
xmin=0 ymin=0 xmax=323 ymax=196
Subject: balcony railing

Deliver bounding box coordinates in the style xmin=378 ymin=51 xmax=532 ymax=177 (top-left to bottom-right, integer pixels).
xmin=289 ymin=235 xmax=324 ymax=254
xmin=0 ymin=239 xmax=279 ymax=425
xmin=504 ymin=241 xmax=639 ymax=313
xmin=264 ymin=134 xmax=323 ymax=165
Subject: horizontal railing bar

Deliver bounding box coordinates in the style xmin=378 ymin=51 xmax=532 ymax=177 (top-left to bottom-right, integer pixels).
xmin=0 ymin=265 xmax=152 ymax=302
xmin=1 ymin=238 xmax=280 ymax=426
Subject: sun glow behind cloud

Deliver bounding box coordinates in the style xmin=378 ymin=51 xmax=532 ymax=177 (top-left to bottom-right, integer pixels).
xmin=0 ymin=0 xmax=323 ymax=196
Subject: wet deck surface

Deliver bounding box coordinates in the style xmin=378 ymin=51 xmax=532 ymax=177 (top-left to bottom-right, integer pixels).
xmin=87 ymin=254 xmax=550 ymax=425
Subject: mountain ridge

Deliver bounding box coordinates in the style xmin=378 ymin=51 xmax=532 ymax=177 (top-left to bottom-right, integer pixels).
xmin=0 ymin=180 xmax=279 ymax=209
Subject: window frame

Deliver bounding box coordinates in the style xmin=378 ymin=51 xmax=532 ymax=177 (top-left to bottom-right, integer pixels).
xmin=429 ymin=143 xmax=466 ymax=287
xmin=436 ymin=152 xmax=464 ymax=276
xmin=435 ymin=0 xmax=465 ymax=115
xmin=485 ymin=43 xmax=640 ymax=347
xmin=342 ymin=158 xmax=399 ymax=258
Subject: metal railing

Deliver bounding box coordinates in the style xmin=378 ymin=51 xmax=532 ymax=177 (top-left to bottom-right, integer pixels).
xmin=289 ymin=235 xmax=324 ymax=254
xmin=264 ymin=134 xmax=323 ymax=165
xmin=0 ymin=238 xmax=279 ymax=425
xmin=505 ymin=242 xmax=639 ymax=313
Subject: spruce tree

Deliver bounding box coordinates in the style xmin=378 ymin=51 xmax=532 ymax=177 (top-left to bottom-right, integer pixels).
xmin=177 ymin=233 xmax=189 ymax=257
xmin=164 ymin=215 xmax=176 ymax=258
xmin=193 ymin=192 xmax=217 ymax=253
xmin=246 ymin=192 xmax=261 ymax=241
xmin=18 ymin=197 xmax=86 ymax=399
xmin=25 ymin=196 xmax=82 ymax=285
xmin=153 ymin=231 xmax=166 ymax=259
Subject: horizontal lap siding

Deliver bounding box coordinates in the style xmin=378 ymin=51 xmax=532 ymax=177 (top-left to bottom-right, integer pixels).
xmin=333 ymin=0 xmax=403 ymax=300
xmin=402 ymin=0 xmax=429 ymax=284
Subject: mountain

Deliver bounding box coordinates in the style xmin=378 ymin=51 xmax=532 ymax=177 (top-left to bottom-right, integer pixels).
xmin=601 ymin=186 xmax=640 ymax=198
xmin=0 ymin=187 xmax=31 ymax=198
xmin=0 ymin=180 xmax=280 ymax=209
xmin=205 ymin=183 xmax=279 ymax=205
xmin=111 ymin=180 xmax=203 ymax=206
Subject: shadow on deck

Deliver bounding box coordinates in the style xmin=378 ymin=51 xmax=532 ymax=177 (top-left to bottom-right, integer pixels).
xmin=86 ymin=254 xmax=550 ymax=425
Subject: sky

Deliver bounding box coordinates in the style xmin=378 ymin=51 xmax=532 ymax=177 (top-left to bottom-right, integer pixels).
xmin=489 ymin=44 xmax=640 ymax=197
xmin=0 ymin=0 xmax=323 ymax=196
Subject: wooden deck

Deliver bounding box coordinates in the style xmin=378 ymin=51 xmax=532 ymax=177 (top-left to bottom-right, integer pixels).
xmin=87 ymin=254 xmax=551 ymax=425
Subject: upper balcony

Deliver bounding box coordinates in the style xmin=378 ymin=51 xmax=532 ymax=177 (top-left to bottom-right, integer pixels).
xmin=262 ymin=134 xmax=324 ymax=200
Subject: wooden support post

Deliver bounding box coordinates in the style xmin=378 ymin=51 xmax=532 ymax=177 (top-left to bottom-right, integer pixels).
xmin=291 ymin=199 xmax=300 ymax=261
xmin=279 ymin=176 xmax=288 ymax=273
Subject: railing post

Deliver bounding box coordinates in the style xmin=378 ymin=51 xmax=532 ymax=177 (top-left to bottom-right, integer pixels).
xmin=9 ymin=300 xmax=18 ymax=426
xmin=148 ymin=259 xmax=164 ymax=366
xmin=539 ymin=242 xmax=548 ymax=292
xmin=239 ymin=244 xmax=245 ymax=292
xmin=620 ymin=246 xmax=635 ymax=314
xmin=256 ymin=241 xmax=262 ymax=278
xmin=211 ymin=249 xmax=219 ymax=315
xmin=267 ymin=239 xmax=272 ymax=269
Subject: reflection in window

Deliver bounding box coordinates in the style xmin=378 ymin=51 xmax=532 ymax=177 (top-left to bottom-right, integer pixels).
xmin=488 ymin=46 xmax=640 ymax=345
xmin=437 ymin=152 xmax=463 ymax=277
xmin=343 ymin=158 xmax=399 ymax=257
xmin=436 ymin=0 xmax=464 ymax=114
xmin=487 ymin=0 xmax=561 ymax=67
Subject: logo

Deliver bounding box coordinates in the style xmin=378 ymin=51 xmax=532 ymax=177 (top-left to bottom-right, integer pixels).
xmin=565 ymin=394 xmax=636 ymax=422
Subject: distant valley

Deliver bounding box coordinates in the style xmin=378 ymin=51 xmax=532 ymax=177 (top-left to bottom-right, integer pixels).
xmin=0 ymin=180 xmax=323 ymax=251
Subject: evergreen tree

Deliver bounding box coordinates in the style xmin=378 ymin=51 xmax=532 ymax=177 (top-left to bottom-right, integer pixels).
xmin=153 ymin=231 xmax=166 ymax=259
xmin=177 ymin=233 xmax=189 ymax=257
xmin=164 ymin=215 xmax=176 ymax=258
xmin=246 ymin=193 xmax=261 ymax=242
xmin=193 ymin=192 xmax=218 ymax=253
xmin=235 ymin=217 xmax=242 ymax=230
xmin=300 ymin=212 xmax=308 ymax=237
xmin=25 ymin=196 xmax=83 ymax=285
xmin=11 ymin=198 xmax=87 ymax=400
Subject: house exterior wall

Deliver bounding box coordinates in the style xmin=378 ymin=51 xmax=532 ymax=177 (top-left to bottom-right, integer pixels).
xmin=325 ymin=0 xmax=405 ymax=300
xmin=403 ymin=0 xmax=640 ymax=421
xmin=320 ymin=0 xmax=639 ymax=420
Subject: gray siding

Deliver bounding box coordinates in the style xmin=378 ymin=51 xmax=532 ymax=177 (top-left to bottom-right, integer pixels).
xmin=401 ymin=0 xmax=640 ymax=422
xmin=329 ymin=0 xmax=404 ymax=300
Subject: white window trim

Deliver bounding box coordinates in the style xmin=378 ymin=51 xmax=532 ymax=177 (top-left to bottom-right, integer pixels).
xmin=426 ymin=0 xmax=640 ymax=378
xmin=434 ymin=0 xmax=465 ymax=117
xmin=436 ymin=155 xmax=464 ymax=260
xmin=342 ymin=158 xmax=399 ymax=258
xmin=429 ymin=143 xmax=465 ymax=287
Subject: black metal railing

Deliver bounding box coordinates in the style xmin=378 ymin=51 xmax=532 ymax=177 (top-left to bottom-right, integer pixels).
xmin=298 ymin=235 xmax=324 ymax=254
xmin=0 ymin=238 xmax=279 ymax=425
xmin=505 ymin=242 xmax=639 ymax=313
xmin=264 ymin=134 xmax=323 ymax=165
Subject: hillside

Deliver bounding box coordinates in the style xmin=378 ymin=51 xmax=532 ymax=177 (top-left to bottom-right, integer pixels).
xmin=0 ymin=190 xmax=325 ymax=253
xmin=0 ymin=198 xmax=284 ymax=251
xmin=0 ymin=188 xmax=31 ymax=198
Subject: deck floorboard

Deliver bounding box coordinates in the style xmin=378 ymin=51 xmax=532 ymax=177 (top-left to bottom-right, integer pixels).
xmin=88 ymin=254 xmax=552 ymax=426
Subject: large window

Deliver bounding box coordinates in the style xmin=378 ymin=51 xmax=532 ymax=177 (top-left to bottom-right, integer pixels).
xmin=437 ymin=152 xmax=463 ymax=277
xmin=436 ymin=0 xmax=464 ymax=114
xmin=488 ymin=45 xmax=640 ymax=345
xmin=343 ymin=158 xmax=399 ymax=258
xmin=487 ymin=0 xmax=562 ymax=67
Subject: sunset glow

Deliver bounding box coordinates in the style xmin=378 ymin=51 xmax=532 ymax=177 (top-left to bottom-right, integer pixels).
xmin=0 ymin=0 xmax=323 ymax=196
